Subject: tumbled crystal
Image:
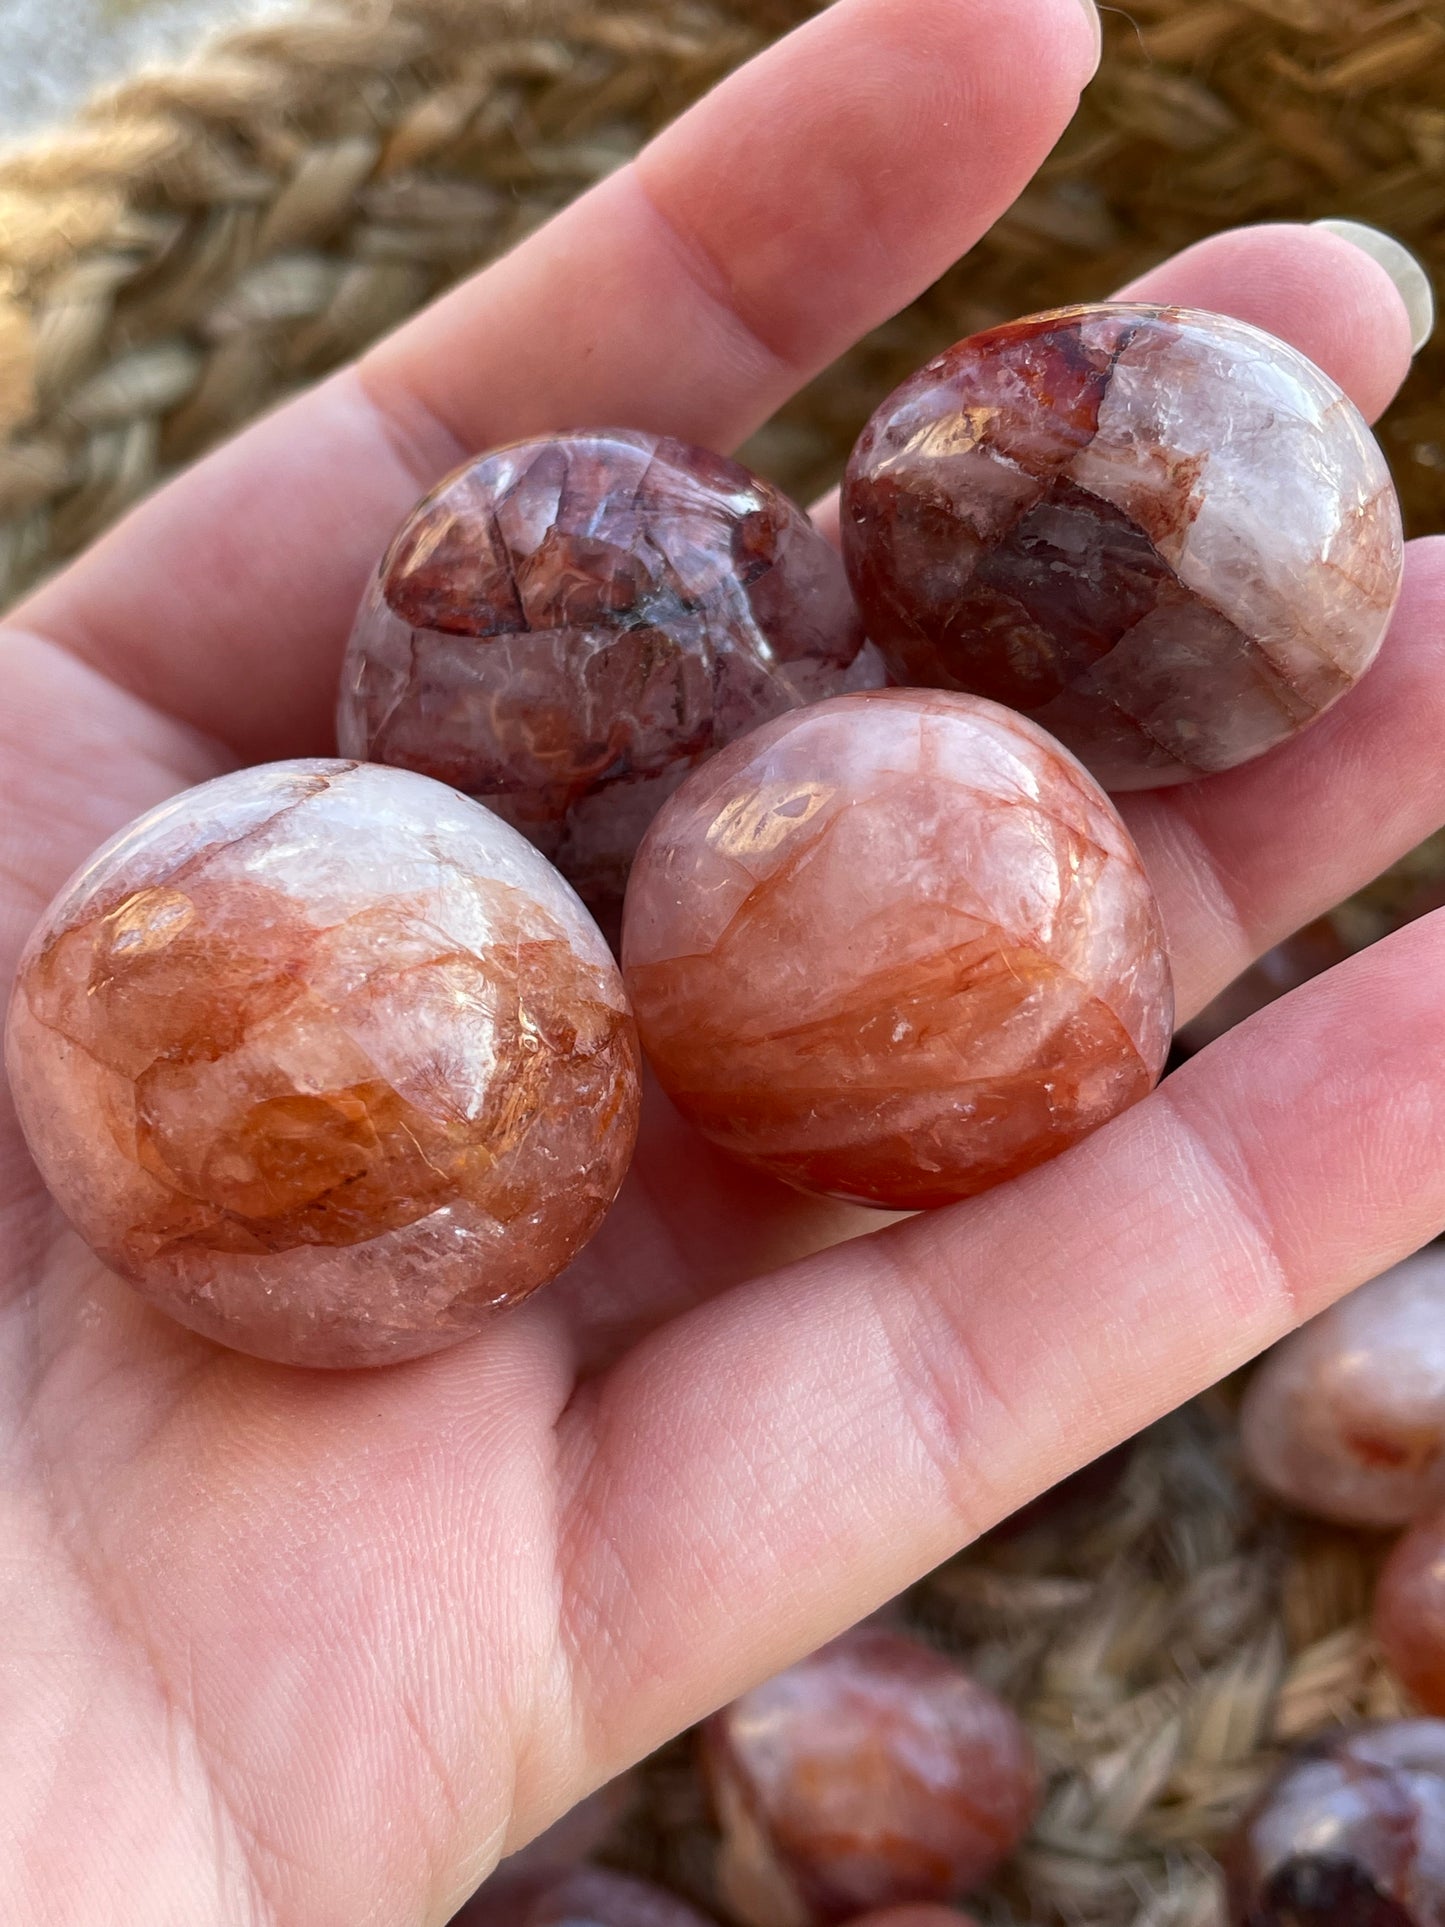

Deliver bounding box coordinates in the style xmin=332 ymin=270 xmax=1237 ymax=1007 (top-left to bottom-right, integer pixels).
xmin=5 ymin=760 xmax=640 ymax=1367
xmin=1374 ymin=1512 xmax=1445 ymax=1713
xmin=338 ymin=430 xmax=883 ymax=913
xmin=700 ymin=1626 xmax=1040 ymax=1927
xmin=622 ymin=688 xmax=1173 ymax=1209
xmin=843 ymin=1914 xmax=981 ymax=1927
xmin=1239 ymin=1250 xmax=1445 ymax=1527
xmin=1225 ymin=1721 xmax=1445 ymax=1927
xmin=455 ymin=1866 xmax=715 ymax=1927
xmin=842 ymin=304 xmax=1403 ymax=790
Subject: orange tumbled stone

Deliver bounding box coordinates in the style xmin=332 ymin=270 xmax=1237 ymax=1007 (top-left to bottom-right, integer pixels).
xmin=5 ymin=760 xmax=640 ymax=1367
xmin=700 ymin=1627 xmax=1039 ymax=1927
xmin=621 ymin=690 xmax=1173 ymax=1209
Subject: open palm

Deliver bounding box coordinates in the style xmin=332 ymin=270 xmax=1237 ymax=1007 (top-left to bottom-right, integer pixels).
xmin=4 ymin=1 xmax=1445 ymax=1920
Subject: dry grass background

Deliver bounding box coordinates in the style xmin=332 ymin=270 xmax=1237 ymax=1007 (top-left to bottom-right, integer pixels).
xmin=2 ymin=4 xmax=1444 ymax=1922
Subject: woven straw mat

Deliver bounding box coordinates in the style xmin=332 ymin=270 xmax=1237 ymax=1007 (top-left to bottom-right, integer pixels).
xmin=2 ymin=3 xmax=1444 ymax=1924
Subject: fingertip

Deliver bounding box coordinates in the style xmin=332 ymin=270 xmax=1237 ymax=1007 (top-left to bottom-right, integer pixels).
xmin=1115 ymin=222 xmax=1416 ymax=423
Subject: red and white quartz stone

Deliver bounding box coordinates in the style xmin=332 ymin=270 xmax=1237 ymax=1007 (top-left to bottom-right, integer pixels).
xmin=843 ymin=305 xmax=1403 ymax=790
xmin=1226 ymin=1722 xmax=1445 ymax=1927
xmin=1375 ymin=1510 xmax=1445 ymax=1715
xmin=5 ymin=760 xmax=640 ymax=1367
xmin=1239 ymin=1249 xmax=1445 ymax=1527
xmin=700 ymin=1627 xmax=1039 ymax=1927
xmin=622 ymin=688 xmax=1173 ymax=1209
xmin=338 ymin=430 xmax=883 ymax=914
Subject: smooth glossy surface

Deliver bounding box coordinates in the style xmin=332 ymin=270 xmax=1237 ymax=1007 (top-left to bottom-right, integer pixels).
xmin=454 ymin=1866 xmax=715 ymax=1927
xmin=6 ymin=760 xmax=640 ymax=1367
xmin=339 ymin=430 xmax=883 ymax=912
xmin=700 ymin=1626 xmax=1040 ymax=1927
xmin=1375 ymin=1513 xmax=1445 ymax=1713
xmin=843 ymin=304 xmax=1403 ymax=790
xmin=1239 ymin=1251 xmax=1445 ymax=1526
xmin=623 ymin=689 xmax=1173 ymax=1209
xmin=1226 ymin=1721 xmax=1445 ymax=1927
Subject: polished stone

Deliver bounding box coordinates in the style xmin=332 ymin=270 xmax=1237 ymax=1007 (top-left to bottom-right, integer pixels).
xmin=700 ymin=1626 xmax=1039 ymax=1927
xmin=1239 ymin=1250 xmax=1445 ymax=1526
xmin=338 ymin=430 xmax=883 ymax=914
xmin=5 ymin=760 xmax=640 ymax=1367
xmin=1225 ymin=1722 xmax=1445 ymax=1927
xmin=843 ymin=304 xmax=1403 ymax=790
xmin=623 ymin=689 xmax=1173 ymax=1209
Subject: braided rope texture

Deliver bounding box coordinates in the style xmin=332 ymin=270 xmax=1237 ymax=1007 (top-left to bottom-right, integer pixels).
xmin=2 ymin=0 xmax=1444 ymax=609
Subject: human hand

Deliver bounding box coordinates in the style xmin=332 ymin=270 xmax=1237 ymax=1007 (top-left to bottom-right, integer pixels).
xmin=1 ymin=0 xmax=1440 ymax=1919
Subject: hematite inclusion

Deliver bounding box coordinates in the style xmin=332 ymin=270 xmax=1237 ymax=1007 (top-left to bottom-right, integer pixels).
xmin=339 ymin=430 xmax=883 ymax=913
xmin=842 ymin=304 xmax=1404 ymax=790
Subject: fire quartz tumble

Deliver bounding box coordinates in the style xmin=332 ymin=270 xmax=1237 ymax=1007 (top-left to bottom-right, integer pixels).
xmin=700 ymin=1626 xmax=1040 ymax=1927
xmin=337 ymin=429 xmax=884 ymax=912
xmin=1374 ymin=1511 xmax=1445 ymax=1713
xmin=1225 ymin=1721 xmax=1445 ymax=1927
xmin=4 ymin=760 xmax=641 ymax=1368
xmin=622 ymin=688 xmax=1173 ymax=1210
xmin=1239 ymin=1250 xmax=1445 ymax=1527
xmin=842 ymin=304 xmax=1404 ymax=790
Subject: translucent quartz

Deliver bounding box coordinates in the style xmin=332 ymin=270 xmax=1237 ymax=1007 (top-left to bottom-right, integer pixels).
xmin=1375 ymin=1512 xmax=1445 ymax=1713
xmin=700 ymin=1626 xmax=1040 ymax=1927
xmin=5 ymin=761 xmax=640 ymax=1367
xmin=622 ymin=689 xmax=1173 ymax=1209
xmin=454 ymin=1866 xmax=715 ymax=1927
xmin=1239 ymin=1250 xmax=1445 ymax=1526
xmin=338 ymin=430 xmax=884 ymax=913
xmin=843 ymin=304 xmax=1403 ymax=791
xmin=1225 ymin=1721 xmax=1445 ymax=1927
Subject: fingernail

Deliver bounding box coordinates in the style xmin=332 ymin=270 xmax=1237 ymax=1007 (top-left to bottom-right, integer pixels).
xmin=1076 ymin=0 xmax=1103 ymax=72
xmin=1313 ymin=218 xmax=1436 ymax=355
